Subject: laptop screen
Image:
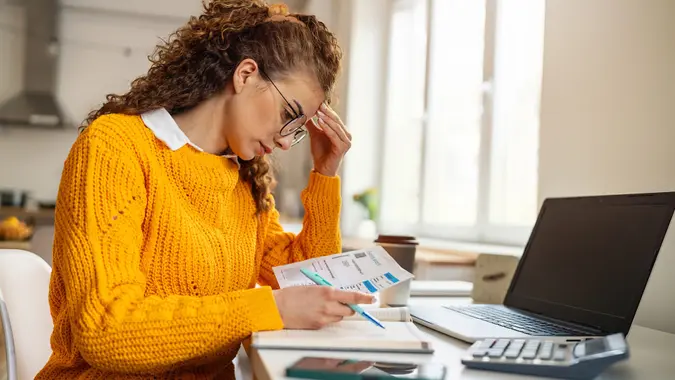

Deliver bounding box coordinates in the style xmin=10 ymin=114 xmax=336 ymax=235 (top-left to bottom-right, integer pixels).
xmin=505 ymin=193 xmax=675 ymax=335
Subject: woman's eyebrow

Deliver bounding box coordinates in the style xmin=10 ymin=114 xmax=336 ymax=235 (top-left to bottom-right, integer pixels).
xmin=292 ymin=99 xmax=304 ymax=116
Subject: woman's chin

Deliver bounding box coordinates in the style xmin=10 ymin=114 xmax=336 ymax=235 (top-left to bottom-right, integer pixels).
xmin=227 ymin=146 xmax=253 ymax=161
xmin=230 ymin=144 xmax=265 ymax=161
xmin=242 ymin=152 xmax=259 ymax=161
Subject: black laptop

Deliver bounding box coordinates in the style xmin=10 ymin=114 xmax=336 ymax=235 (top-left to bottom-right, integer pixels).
xmin=410 ymin=192 xmax=675 ymax=342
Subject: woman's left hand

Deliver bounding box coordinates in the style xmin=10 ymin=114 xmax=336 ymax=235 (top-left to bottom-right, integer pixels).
xmin=306 ymin=103 xmax=352 ymax=177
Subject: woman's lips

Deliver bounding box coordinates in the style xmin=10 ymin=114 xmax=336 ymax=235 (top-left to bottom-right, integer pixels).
xmin=261 ymin=143 xmax=273 ymax=154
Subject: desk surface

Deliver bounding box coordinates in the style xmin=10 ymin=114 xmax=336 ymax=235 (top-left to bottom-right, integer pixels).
xmin=247 ymin=297 xmax=675 ymax=380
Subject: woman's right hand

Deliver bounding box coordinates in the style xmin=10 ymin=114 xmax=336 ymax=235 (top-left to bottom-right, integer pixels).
xmin=273 ymin=286 xmax=375 ymax=329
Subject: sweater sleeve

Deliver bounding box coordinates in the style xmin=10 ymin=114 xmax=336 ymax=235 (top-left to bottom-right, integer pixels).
xmin=258 ymin=171 xmax=342 ymax=288
xmin=54 ymin=131 xmax=283 ymax=374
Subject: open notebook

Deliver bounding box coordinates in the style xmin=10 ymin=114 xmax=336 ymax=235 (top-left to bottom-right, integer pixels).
xmin=251 ymin=307 xmax=434 ymax=354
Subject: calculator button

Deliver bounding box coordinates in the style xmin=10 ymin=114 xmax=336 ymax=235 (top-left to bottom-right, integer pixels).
xmin=504 ymin=346 xmax=523 ymax=359
xmin=538 ymin=348 xmax=553 ymax=360
xmin=479 ymin=339 xmax=496 ymax=349
xmin=472 ymin=349 xmax=488 ymax=358
xmin=573 ymin=343 xmax=586 ymax=358
xmin=521 ymin=350 xmax=538 ymax=360
xmin=494 ymin=339 xmax=511 ymax=348
xmin=554 ymin=349 xmax=567 ymax=361
xmin=469 ymin=341 xmax=488 ymax=357
xmin=488 ymin=348 xmax=506 ymax=358
xmin=538 ymin=342 xmax=554 ymax=360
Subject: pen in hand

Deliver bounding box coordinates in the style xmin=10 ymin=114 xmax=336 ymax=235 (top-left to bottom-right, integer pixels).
xmin=300 ymin=268 xmax=386 ymax=329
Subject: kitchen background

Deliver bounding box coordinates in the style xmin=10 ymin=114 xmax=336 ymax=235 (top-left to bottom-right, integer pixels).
xmin=0 ymin=0 xmax=323 ymax=263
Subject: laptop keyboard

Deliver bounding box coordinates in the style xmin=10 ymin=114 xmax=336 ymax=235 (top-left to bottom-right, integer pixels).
xmin=444 ymin=305 xmax=595 ymax=336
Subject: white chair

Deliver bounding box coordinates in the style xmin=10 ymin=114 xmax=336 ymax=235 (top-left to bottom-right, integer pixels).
xmin=0 ymin=249 xmax=53 ymax=380
xmin=1 ymin=286 xmax=18 ymax=379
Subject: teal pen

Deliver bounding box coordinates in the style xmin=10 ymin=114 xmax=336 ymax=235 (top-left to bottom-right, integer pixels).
xmin=299 ymin=268 xmax=386 ymax=329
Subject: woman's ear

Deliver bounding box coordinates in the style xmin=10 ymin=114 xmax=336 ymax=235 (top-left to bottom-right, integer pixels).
xmin=232 ymin=58 xmax=260 ymax=94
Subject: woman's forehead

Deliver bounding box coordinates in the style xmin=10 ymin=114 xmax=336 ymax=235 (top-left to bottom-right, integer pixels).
xmin=277 ymin=75 xmax=325 ymax=115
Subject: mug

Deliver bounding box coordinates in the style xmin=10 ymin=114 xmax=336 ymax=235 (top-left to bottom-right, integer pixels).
xmin=374 ymin=235 xmax=418 ymax=273
xmin=375 ymin=235 xmax=418 ymax=306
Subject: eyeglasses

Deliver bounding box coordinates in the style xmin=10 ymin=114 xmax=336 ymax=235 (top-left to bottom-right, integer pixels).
xmin=260 ymin=70 xmax=308 ymax=146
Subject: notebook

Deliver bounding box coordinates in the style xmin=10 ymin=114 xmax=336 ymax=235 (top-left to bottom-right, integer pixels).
xmin=251 ymin=307 xmax=434 ymax=354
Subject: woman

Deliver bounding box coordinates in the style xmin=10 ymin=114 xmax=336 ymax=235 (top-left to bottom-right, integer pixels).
xmin=37 ymin=1 xmax=373 ymax=378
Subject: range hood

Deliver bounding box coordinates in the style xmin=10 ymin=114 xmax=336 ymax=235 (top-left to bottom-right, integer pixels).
xmin=0 ymin=0 xmax=66 ymax=128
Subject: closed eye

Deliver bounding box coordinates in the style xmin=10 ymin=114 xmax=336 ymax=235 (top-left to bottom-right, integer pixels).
xmin=283 ymin=108 xmax=295 ymax=123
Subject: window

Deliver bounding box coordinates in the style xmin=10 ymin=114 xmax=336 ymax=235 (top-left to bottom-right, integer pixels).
xmin=379 ymin=0 xmax=546 ymax=246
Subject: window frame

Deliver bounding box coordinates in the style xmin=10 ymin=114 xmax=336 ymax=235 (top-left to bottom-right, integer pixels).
xmin=377 ymin=0 xmax=537 ymax=247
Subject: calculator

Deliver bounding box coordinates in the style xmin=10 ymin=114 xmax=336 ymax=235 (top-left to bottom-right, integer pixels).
xmin=461 ymin=333 xmax=629 ymax=379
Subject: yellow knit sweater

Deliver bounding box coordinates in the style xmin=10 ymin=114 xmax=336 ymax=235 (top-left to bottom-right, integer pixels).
xmin=36 ymin=114 xmax=342 ymax=379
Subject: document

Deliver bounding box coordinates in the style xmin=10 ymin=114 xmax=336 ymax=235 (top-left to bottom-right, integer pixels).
xmin=251 ymin=307 xmax=433 ymax=353
xmin=273 ymin=246 xmax=414 ymax=294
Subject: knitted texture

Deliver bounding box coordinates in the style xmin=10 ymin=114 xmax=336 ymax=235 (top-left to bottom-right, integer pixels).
xmin=36 ymin=114 xmax=342 ymax=379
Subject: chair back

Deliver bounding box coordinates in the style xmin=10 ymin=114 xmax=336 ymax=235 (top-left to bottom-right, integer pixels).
xmin=0 ymin=249 xmax=53 ymax=380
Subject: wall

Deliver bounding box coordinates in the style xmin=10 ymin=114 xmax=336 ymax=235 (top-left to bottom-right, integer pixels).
xmin=59 ymin=0 xmax=201 ymax=19
xmin=0 ymin=3 xmax=24 ymax=107
xmin=0 ymin=4 xmax=76 ymax=201
xmin=338 ymin=0 xmax=390 ymax=237
xmin=538 ymin=0 xmax=675 ymax=333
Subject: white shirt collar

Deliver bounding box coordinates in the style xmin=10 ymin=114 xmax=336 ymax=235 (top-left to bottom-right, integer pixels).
xmin=141 ymin=108 xmax=240 ymax=168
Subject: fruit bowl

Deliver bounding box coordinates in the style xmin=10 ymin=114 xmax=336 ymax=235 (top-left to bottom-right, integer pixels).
xmin=0 ymin=216 xmax=35 ymax=242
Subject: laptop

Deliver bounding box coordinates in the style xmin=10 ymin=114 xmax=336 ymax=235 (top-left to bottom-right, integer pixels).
xmin=409 ymin=192 xmax=675 ymax=343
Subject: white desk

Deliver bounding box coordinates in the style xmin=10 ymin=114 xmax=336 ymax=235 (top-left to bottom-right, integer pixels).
xmin=243 ymin=297 xmax=675 ymax=380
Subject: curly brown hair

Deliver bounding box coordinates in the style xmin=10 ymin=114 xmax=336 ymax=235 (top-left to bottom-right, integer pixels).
xmin=83 ymin=0 xmax=342 ymax=214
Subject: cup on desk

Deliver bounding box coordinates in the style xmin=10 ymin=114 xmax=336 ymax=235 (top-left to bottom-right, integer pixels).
xmin=375 ymin=235 xmax=418 ymax=306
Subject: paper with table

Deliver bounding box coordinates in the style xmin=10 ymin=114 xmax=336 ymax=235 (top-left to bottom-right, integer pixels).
xmin=255 ymin=248 xmax=433 ymax=354
xmin=272 ymin=246 xmax=414 ymax=294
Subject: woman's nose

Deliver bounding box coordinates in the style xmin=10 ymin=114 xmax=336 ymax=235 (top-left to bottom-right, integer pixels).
xmin=274 ymin=134 xmax=294 ymax=151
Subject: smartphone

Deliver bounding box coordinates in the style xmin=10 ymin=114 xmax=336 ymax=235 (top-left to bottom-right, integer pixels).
xmin=285 ymin=356 xmax=447 ymax=380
